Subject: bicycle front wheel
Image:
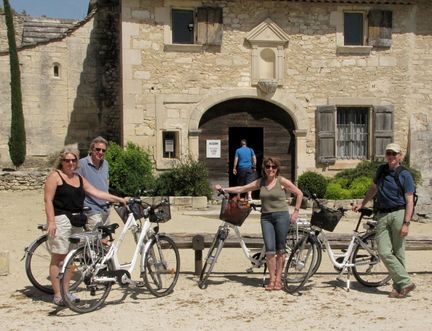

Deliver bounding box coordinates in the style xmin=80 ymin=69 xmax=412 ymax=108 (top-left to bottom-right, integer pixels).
xmin=143 ymin=235 xmax=180 ymax=297
xmin=198 ymin=232 xmax=224 ymax=289
xmin=60 ymin=246 xmax=112 ymax=314
xmin=283 ymin=236 xmax=317 ymax=293
xmin=25 ymin=234 xmax=53 ymax=294
xmin=352 ymin=232 xmax=391 ymax=287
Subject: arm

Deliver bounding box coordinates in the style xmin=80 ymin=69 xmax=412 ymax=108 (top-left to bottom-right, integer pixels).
xmin=215 ymin=179 xmax=260 ymax=195
xmin=82 ymin=177 xmax=127 ymax=205
xmin=233 ymin=156 xmax=238 ymax=175
xmin=252 ymin=154 xmax=257 ymax=172
xmin=400 ymin=193 xmax=414 ymax=237
xmin=353 ymin=184 xmax=377 ymax=211
xmin=44 ymin=172 xmax=59 ymax=237
xmin=280 ymin=177 xmax=303 ymax=222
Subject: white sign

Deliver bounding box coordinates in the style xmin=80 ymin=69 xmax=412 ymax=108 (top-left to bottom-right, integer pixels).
xmin=165 ymin=139 xmax=174 ymax=152
xmin=206 ymin=140 xmax=221 ymax=158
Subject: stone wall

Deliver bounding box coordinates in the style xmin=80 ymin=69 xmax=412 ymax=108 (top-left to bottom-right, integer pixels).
xmin=0 ymin=169 xmax=48 ymax=191
xmin=0 ymin=0 xmax=121 ymax=167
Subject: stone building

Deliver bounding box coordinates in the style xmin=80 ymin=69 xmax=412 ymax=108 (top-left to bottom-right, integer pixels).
xmin=1 ymin=0 xmax=431 ymax=212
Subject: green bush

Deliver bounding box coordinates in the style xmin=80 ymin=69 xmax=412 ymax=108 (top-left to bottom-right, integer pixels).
xmin=104 ymin=142 xmax=154 ymax=196
xmin=348 ymin=176 xmax=372 ymax=199
xmin=324 ymin=181 xmax=352 ymax=200
xmin=153 ymin=158 xmax=212 ymax=198
xmin=297 ymin=171 xmax=328 ymax=198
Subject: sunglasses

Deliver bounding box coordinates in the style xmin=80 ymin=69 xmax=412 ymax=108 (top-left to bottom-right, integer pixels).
xmin=62 ymin=158 xmax=77 ymax=163
xmin=385 ymin=151 xmax=399 ymax=156
xmin=265 ymin=165 xmax=277 ymax=169
xmin=94 ymin=147 xmax=106 ymax=153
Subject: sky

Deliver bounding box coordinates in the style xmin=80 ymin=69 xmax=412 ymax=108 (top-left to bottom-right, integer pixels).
xmin=7 ymin=0 xmax=90 ymax=20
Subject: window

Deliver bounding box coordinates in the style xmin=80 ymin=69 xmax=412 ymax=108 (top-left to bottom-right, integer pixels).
xmin=337 ymin=107 xmax=368 ymax=159
xmin=344 ymin=13 xmax=364 ymax=46
xmin=163 ymin=131 xmax=178 ymax=158
xmin=316 ymin=105 xmax=394 ymax=164
xmin=53 ymin=63 xmax=60 ymax=78
xmin=172 ymin=9 xmax=194 ymax=44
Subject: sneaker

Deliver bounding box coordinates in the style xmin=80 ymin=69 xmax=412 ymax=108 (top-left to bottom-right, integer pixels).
xmin=67 ymin=293 xmax=80 ymax=303
xmin=53 ymin=296 xmax=65 ymax=306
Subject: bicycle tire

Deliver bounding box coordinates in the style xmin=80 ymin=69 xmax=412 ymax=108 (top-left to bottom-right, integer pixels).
xmin=60 ymin=246 xmax=112 ymax=314
xmin=283 ymin=236 xmax=317 ymax=293
xmin=286 ymin=227 xmax=322 ymax=277
xmin=198 ymin=231 xmax=224 ymax=289
xmin=352 ymin=232 xmax=391 ymax=287
xmin=143 ymin=235 xmax=180 ymax=297
xmin=24 ymin=234 xmax=54 ymax=294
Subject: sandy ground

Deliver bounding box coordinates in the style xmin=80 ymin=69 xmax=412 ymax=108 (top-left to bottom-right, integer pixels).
xmin=0 ymin=190 xmax=431 ymax=330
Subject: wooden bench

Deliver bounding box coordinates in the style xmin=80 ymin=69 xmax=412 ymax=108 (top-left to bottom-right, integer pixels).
xmin=169 ymin=232 xmax=432 ymax=275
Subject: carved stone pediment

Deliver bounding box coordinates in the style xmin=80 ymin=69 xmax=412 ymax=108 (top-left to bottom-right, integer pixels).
xmin=245 ymin=18 xmax=289 ymax=87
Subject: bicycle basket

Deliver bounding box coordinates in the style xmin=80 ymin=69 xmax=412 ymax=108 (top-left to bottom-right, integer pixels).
xmin=148 ymin=197 xmax=171 ymax=223
xmin=310 ymin=207 xmax=343 ymax=232
xmin=114 ymin=205 xmax=129 ymax=224
xmin=219 ymin=197 xmax=252 ymax=226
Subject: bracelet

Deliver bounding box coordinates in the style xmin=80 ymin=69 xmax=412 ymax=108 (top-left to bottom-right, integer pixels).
xmin=294 ymin=208 xmax=300 ymax=212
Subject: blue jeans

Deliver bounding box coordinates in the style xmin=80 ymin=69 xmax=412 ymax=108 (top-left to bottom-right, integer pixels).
xmin=260 ymin=211 xmax=290 ymax=254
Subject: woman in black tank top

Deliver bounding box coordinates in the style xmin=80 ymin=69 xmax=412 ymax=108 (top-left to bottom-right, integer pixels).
xmin=44 ymin=146 xmax=127 ymax=306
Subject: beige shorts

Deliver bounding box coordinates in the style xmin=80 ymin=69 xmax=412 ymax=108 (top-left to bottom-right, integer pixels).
xmin=47 ymin=214 xmax=83 ymax=254
xmin=85 ymin=211 xmax=110 ymax=232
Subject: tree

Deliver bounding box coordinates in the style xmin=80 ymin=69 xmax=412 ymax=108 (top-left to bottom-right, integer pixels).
xmin=3 ymin=0 xmax=26 ymax=167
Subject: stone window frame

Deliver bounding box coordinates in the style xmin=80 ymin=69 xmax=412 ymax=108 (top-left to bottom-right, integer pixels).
xmin=335 ymin=6 xmax=373 ymax=55
xmin=52 ymin=62 xmax=61 ymax=79
xmin=162 ymin=130 xmax=179 ymax=159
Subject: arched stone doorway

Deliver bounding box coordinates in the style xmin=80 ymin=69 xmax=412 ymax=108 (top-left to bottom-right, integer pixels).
xmin=198 ymin=98 xmax=296 ymax=191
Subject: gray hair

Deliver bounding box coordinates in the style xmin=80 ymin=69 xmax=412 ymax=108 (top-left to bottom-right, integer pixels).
xmin=89 ymin=136 xmax=108 ymax=153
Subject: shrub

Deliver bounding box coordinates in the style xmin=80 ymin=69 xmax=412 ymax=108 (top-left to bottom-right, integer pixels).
xmin=104 ymin=142 xmax=154 ymax=196
xmin=297 ymin=171 xmax=328 ymax=198
xmin=153 ymin=158 xmax=212 ymax=198
xmin=349 ymin=176 xmax=373 ymax=198
xmin=324 ymin=181 xmax=352 ymax=200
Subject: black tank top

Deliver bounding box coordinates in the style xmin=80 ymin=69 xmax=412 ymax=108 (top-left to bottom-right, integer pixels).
xmin=53 ymin=171 xmax=85 ymax=215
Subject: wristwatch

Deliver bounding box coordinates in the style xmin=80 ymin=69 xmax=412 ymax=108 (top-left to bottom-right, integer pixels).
xmin=403 ymin=220 xmax=411 ymax=225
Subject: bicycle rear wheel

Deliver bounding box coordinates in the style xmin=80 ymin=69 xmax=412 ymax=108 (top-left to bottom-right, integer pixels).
xmin=283 ymin=236 xmax=317 ymax=293
xmin=198 ymin=231 xmax=225 ymax=289
xmin=143 ymin=235 xmax=180 ymax=297
xmin=352 ymin=232 xmax=391 ymax=287
xmin=24 ymin=235 xmax=53 ymax=294
xmin=60 ymin=246 xmax=112 ymax=314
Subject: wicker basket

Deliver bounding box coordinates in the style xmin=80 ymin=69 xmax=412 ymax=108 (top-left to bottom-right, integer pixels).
xmin=310 ymin=207 xmax=343 ymax=232
xmin=219 ymin=197 xmax=252 ymax=226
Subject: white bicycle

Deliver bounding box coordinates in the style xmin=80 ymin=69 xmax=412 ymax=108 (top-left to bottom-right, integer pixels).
xmin=59 ymin=197 xmax=180 ymax=313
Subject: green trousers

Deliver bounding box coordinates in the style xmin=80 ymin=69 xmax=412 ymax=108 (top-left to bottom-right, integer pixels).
xmin=375 ymin=209 xmax=412 ymax=290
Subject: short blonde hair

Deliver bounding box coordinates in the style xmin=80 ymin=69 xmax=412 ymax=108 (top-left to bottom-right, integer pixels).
xmin=54 ymin=146 xmax=80 ymax=170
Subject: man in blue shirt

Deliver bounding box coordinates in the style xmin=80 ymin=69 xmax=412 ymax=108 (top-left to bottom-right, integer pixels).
xmin=233 ymin=139 xmax=257 ymax=200
xmin=77 ymin=136 xmax=110 ymax=230
xmin=353 ymin=143 xmax=415 ymax=298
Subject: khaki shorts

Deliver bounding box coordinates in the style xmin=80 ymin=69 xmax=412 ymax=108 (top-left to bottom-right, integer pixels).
xmin=47 ymin=214 xmax=83 ymax=254
xmin=85 ymin=211 xmax=110 ymax=232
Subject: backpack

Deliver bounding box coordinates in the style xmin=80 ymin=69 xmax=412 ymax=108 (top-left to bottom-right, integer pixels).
xmin=375 ymin=164 xmax=419 ymax=207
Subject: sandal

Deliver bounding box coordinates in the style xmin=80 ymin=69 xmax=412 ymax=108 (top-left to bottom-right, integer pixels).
xmin=273 ymin=280 xmax=282 ymax=291
xmin=265 ymin=280 xmax=275 ymax=291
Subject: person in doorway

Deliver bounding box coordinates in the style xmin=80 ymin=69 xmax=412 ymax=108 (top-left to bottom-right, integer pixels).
xmin=77 ymin=136 xmax=110 ymax=231
xmin=233 ymin=139 xmax=257 ymax=201
xmin=216 ymin=157 xmax=303 ymax=290
xmin=352 ymin=143 xmax=416 ymax=298
xmin=44 ymin=146 xmax=127 ymax=306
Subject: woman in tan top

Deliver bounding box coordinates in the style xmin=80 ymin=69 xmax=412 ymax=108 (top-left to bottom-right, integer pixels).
xmin=216 ymin=157 xmax=303 ymax=290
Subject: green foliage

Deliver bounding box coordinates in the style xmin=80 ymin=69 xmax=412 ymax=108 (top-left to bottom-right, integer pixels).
xmin=4 ymin=0 xmax=26 ymax=167
xmin=297 ymin=171 xmax=328 ymax=198
xmin=349 ymin=176 xmax=373 ymax=198
xmin=334 ymin=161 xmax=381 ymax=183
xmin=104 ymin=142 xmax=154 ymax=196
xmin=324 ymin=181 xmax=352 ymax=200
xmin=153 ymin=158 xmax=212 ymax=198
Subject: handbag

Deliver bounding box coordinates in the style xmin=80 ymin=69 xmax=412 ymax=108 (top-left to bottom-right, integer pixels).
xmin=68 ymin=212 xmax=88 ymax=227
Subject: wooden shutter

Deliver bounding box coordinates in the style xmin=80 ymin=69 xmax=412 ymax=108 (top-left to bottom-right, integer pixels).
xmin=196 ymin=7 xmax=223 ymax=46
xmin=373 ymin=105 xmax=394 ymax=159
xmin=368 ymin=10 xmax=392 ymax=47
xmin=316 ymin=106 xmax=337 ymax=164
